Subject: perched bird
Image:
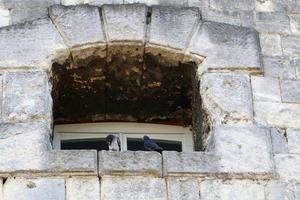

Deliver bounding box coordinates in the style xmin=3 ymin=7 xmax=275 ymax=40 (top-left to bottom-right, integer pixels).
xmin=106 ymin=135 xmax=121 ymax=151
xmin=143 ymin=135 xmax=163 ymax=153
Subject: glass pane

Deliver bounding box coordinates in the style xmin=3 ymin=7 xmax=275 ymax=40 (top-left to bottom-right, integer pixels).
xmin=127 ymin=138 xmax=182 ymax=152
xmin=61 ymin=138 xmax=108 ymax=151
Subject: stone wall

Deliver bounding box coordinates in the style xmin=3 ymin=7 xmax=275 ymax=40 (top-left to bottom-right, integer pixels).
xmin=0 ymin=1 xmax=299 ymax=200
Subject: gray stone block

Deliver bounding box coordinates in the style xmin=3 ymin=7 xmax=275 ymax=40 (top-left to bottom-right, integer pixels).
xmin=200 ymin=180 xmax=265 ymax=200
xmin=3 ymin=178 xmax=65 ymax=200
xmin=86 ymin=0 xmax=123 ymax=6
xmin=281 ymin=80 xmax=300 ymax=103
xmin=259 ymin=33 xmax=282 ymax=56
xmin=282 ymin=36 xmax=300 ymax=57
xmin=102 ymin=4 xmax=147 ymax=43
xmin=255 ymin=12 xmax=291 ymax=34
xmin=66 ymin=177 xmax=100 ymax=200
xmin=265 ymin=181 xmax=295 ymax=200
xmin=10 ymin=7 xmax=48 ymax=25
xmin=263 ymin=56 xmax=296 ymax=80
xmin=99 ymin=151 xmax=162 ymax=177
xmin=0 ymin=18 xmax=68 ymax=69
xmin=286 ymin=129 xmax=300 ymax=154
xmin=251 ymin=76 xmax=281 ymax=102
xmin=208 ymin=125 xmax=273 ymax=177
xmin=148 ymin=6 xmax=200 ymax=50
xmin=162 ymin=151 xmax=220 ymax=177
xmin=146 ymin=0 xmax=188 ymax=6
xmin=3 ymin=71 xmax=50 ymax=123
xmin=275 ymin=154 xmax=300 ymax=181
xmin=61 ymin=0 xmax=85 ymax=5
xmin=0 ymin=0 xmax=60 ymax=9
xmin=189 ymin=21 xmax=261 ymax=72
xmin=210 ymin=0 xmax=254 ymax=11
xmin=200 ymin=73 xmax=253 ymax=124
xmin=167 ymin=178 xmax=200 ymax=200
xmin=270 ymin=128 xmax=288 ymax=154
xmin=201 ymin=9 xmax=241 ymax=26
xmin=289 ymin=14 xmax=300 ymax=35
xmin=49 ymin=5 xmax=106 ymax=48
xmin=254 ymin=101 xmax=300 ymax=128
xmin=101 ymin=177 xmax=167 ymax=200
xmin=0 ymin=9 xmax=9 ymax=27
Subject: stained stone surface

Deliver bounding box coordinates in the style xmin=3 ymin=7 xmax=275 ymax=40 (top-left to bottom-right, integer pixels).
xmin=254 ymin=102 xmax=300 ymax=128
xmin=101 ymin=177 xmax=167 ymax=200
xmin=275 ymin=154 xmax=300 ymax=181
xmin=280 ymin=79 xmax=300 ymax=103
xmin=207 ymin=125 xmax=273 ymax=176
xmin=149 ymin=6 xmax=200 ymax=50
xmin=270 ymin=128 xmax=288 ymax=154
xmin=251 ymin=76 xmax=281 ymax=102
xmin=282 ymin=36 xmax=300 ymax=57
xmin=0 ymin=18 xmax=68 ymax=69
xmin=49 ymin=5 xmax=105 ymax=47
xmin=66 ymin=177 xmax=100 ymax=200
xmin=99 ymin=151 xmax=162 ymax=177
xmin=3 ymin=71 xmax=50 ymax=123
xmin=189 ymin=21 xmax=261 ymax=71
xmin=163 ymin=151 xmax=220 ymax=177
xmin=3 ymin=178 xmax=65 ymax=200
xmin=10 ymin=7 xmax=48 ymax=25
xmin=259 ymin=33 xmax=282 ymax=56
xmin=167 ymin=178 xmax=200 ymax=200
xmin=200 ymin=180 xmax=265 ymax=200
xmin=200 ymin=73 xmax=253 ymax=124
xmin=286 ymin=129 xmax=300 ymax=154
xmin=265 ymin=181 xmax=295 ymax=200
xmin=102 ymin=4 xmax=147 ymax=43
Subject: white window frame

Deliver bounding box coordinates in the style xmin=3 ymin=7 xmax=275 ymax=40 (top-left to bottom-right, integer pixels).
xmin=53 ymin=122 xmax=194 ymax=152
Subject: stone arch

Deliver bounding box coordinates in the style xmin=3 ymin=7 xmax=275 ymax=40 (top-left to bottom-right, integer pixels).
xmin=0 ymin=4 xmax=272 ymax=180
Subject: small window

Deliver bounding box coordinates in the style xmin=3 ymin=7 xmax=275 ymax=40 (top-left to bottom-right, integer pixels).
xmin=53 ymin=122 xmax=193 ymax=152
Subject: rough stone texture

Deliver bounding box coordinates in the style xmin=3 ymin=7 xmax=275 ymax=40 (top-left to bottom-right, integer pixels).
xmin=275 ymin=154 xmax=300 ymax=181
xmin=210 ymin=0 xmax=254 ymax=11
xmin=265 ymin=181 xmax=295 ymax=200
xmin=148 ymin=6 xmax=200 ymax=50
xmin=254 ymin=102 xmax=300 ymax=128
xmin=102 ymin=4 xmax=147 ymax=43
xmin=200 ymin=73 xmax=253 ymax=124
xmin=290 ymin=14 xmax=300 ymax=35
xmin=199 ymin=179 xmax=265 ymax=200
xmin=0 ymin=178 xmax=2 ymax=200
xmin=207 ymin=125 xmax=273 ymax=176
xmin=101 ymin=177 xmax=167 ymax=200
xmin=280 ymin=80 xmax=300 ymax=103
xmin=99 ymin=151 xmax=162 ymax=177
xmin=86 ymin=0 xmax=123 ymax=6
xmin=49 ymin=5 xmax=105 ymax=48
xmin=3 ymin=71 xmax=50 ymax=123
xmin=259 ymin=34 xmax=282 ymax=56
xmin=251 ymin=76 xmax=281 ymax=102
xmin=3 ymin=178 xmax=65 ymax=200
xmin=270 ymin=128 xmax=288 ymax=154
xmin=62 ymin=0 xmax=85 ymax=5
xmin=189 ymin=21 xmax=261 ymax=72
xmin=163 ymin=151 xmax=220 ymax=177
xmin=286 ymin=128 xmax=300 ymax=154
xmin=167 ymin=178 xmax=200 ymax=200
xmin=0 ymin=0 xmax=60 ymax=9
xmin=0 ymin=9 xmax=9 ymax=27
xmin=263 ymin=56 xmax=296 ymax=80
xmin=254 ymin=12 xmax=291 ymax=34
xmin=66 ymin=177 xmax=100 ymax=200
xmin=10 ymin=7 xmax=48 ymax=25
xmin=0 ymin=18 xmax=68 ymax=69
xmin=282 ymin=36 xmax=300 ymax=57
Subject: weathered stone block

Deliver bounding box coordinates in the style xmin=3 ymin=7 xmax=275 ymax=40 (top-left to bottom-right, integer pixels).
xmin=167 ymin=178 xmax=200 ymax=200
xmin=189 ymin=21 xmax=261 ymax=71
xmin=270 ymin=128 xmax=288 ymax=154
xmin=10 ymin=7 xmax=48 ymax=25
xmin=286 ymin=129 xmax=300 ymax=154
xmin=163 ymin=151 xmax=220 ymax=177
xmin=254 ymin=102 xmax=300 ymax=128
xmin=210 ymin=0 xmax=254 ymax=11
xmin=99 ymin=151 xmax=162 ymax=177
xmin=3 ymin=71 xmax=50 ymax=123
xmin=200 ymin=73 xmax=253 ymax=124
xmin=207 ymin=125 xmax=273 ymax=177
xmin=282 ymin=36 xmax=300 ymax=57
xmin=200 ymin=179 xmax=265 ymax=200
xmin=281 ymin=80 xmax=300 ymax=103
xmin=148 ymin=6 xmax=200 ymax=50
xmin=66 ymin=177 xmax=100 ymax=200
xmin=289 ymin=14 xmax=300 ymax=35
xmin=202 ymin=9 xmax=241 ymax=26
xmin=101 ymin=177 xmax=167 ymax=200
xmin=0 ymin=9 xmax=9 ymax=27
xmin=146 ymin=0 xmax=188 ymax=6
xmin=86 ymin=0 xmax=123 ymax=6
xmin=275 ymin=154 xmax=300 ymax=181
xmin=0 ymin=0 xmax=60 ymax=9
xmin=3 ymin=178 xmax=65 ymax=200
xmin=255 ymin=12 xmax=291 ymax=34
xmin=259 ymin=33 xmax=282 ymax=56
xmin=263 ymin=56 xmax=296 ymax=79
xmin=102 ymin=4 xmax=147 ymax=43
xmin=265 ymin=181 xmax=295 ymax=200
xmin=251 ymin=76 xmax=281 ymax=102
xmin=0 ymin=18 xmax=68 ymax=69
xmin=61 ymin=0 xmax=85 ymax=5
xmin=49 ymin=5 xmax=105 ymax=48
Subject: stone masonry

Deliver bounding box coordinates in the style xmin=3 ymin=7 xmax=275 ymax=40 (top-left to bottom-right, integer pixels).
xmin=0 ymin=1 xmax=299 ymax=200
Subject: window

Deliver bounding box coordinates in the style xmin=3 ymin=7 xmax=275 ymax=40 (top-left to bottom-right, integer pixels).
xmin=53 ymin=122 xmax=193 ymax=152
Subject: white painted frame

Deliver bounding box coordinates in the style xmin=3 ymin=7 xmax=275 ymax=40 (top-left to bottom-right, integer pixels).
xmin=53 ymin=122 xmax=194 ymax=151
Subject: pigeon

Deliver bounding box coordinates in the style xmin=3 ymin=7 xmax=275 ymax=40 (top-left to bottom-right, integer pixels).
xmin=106 ymin=134 xmax=121 ymax=151
xmin=143 ymin=135 xmax=163 ymax=153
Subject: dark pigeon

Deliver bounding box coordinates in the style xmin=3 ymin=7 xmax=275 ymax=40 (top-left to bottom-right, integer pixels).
xmin=143 ymin=135 xmax=163 ymax=153
xmin=106 ymin=134 xmax=121 ymax=151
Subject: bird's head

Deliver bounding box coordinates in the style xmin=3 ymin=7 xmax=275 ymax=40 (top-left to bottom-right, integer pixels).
xmin=143 ymin=135 xmax=150 ymax=141
xmin=106 ymin=134 xmax=114 ymax=145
